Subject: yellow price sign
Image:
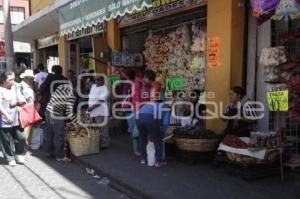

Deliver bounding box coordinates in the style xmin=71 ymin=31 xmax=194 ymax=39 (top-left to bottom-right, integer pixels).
xmin=267 ymin=90 xmax=289 ymax=112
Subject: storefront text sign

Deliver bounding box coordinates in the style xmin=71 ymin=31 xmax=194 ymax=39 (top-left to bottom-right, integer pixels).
xmin=119 ymin=0 xmax=207 ymax=27
xmin=60 ymin=0 xmax=152 ymax=35
xmin=165 ymin=75 xmax=184 ymax=91
xmin=37 ymin=34 xmax=59 ymax=49
xmin=67 ymin=22 xmax=103 ymax=41
xmin=267 ymin=90 xmax=289 ymax=112
xmin=208 ymin=37 xmax=220 ymax=68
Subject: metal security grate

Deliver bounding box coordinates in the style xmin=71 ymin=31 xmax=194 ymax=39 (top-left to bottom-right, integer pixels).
xmin=271 ymin=18 xmax=300 ymax=155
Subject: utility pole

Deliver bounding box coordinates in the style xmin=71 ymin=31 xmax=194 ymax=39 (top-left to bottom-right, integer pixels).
xmin=3 ymin=0 xmax=15 ymax=70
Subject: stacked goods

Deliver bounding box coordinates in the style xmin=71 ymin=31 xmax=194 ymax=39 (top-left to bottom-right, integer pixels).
xmin=174 ymin=127 xmax=219 ymax=152
xmin=221 ymin=134 xmax=279 ymax=164
xmin=248 ymin=132 xmax=279 ymax=149
xmin=223 ymin=135 xmax=248 ymax=149
xmin=66 ymin=124 xmax=100 ymax=157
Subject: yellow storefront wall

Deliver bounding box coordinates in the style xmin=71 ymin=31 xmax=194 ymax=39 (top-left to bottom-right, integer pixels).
xmin=206 ymin=0 xmax=245 ymax=133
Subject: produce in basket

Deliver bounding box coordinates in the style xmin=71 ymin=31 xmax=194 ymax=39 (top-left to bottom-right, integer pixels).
xmin=66 ymin=123 xmax=98 ymax=138
xmin=173 ymin=126 xmax=219 ymax=140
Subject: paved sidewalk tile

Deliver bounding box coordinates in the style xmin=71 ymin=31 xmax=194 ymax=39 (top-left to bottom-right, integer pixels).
xmin=0 ymin=151 xmax=128 ymax=199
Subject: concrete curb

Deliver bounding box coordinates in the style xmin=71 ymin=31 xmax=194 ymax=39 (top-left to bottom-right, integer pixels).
xmin=73 ymin=156 xmax=154 ymax=199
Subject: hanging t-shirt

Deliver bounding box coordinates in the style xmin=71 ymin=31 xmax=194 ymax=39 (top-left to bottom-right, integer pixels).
xmin=88 ymin=84 xmax=109 ymax=117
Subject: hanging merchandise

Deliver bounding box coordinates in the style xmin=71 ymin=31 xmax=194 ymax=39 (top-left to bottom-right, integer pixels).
xmin=251 ymin=0 xmax=280 ymax=17
xmin=143 ymin=21 xmax=206 ymax=93
xmin=272 ymin=0 xmax=300 ymax=21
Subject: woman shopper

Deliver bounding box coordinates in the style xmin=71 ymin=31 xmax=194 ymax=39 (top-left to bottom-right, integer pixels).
xmin=130 ymin=69 xmax=156 ymax=156
xmin=136 ymin=82 xmax=171 ymax=168
xmin=0 ymin=71 xmax=27 ymax=167
xmin=20 ymin=70 xmax=35 ymax=145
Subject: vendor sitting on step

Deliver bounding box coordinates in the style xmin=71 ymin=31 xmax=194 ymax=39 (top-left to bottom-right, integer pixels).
xmin=222 ymin=86 xmax=257 ymax=138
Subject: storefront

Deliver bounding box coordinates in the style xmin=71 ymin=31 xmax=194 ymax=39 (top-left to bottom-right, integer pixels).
xmin=66 ymin=22 xmax=104 ymax=74
xmin=37 ymin=33 xmax=60 ymax=71
xmin=115 ymin=0 xmax=207 ymax=96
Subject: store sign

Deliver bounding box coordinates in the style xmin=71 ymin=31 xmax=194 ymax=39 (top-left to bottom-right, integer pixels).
xmin=267 ymin=90 xmax=289 ymax=112
xmin=59 ymin=0 xmax=152 ymax=35
xmin=37 ymin=34 xmax=59 ymax=49
xmin=108 ymin=75 xmax=121 ymax=88
xmin=0 ymin=41 xmax=5 ymax=57
xmin=208 ymin=37 xmax=221 ymax=68
xmin=165 ymin=75 xmax=184 ymax=91
xmin=67 ymin=22 xmax=104 ymax=41
xmin=119 ymin=0 xmax=207 ymax=27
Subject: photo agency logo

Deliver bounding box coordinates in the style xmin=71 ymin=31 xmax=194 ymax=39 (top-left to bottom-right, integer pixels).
xmin=49 ymin=74 xmax=265 ymax=127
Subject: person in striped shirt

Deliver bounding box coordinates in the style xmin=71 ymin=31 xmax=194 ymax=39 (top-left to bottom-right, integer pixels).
xmin=44 ymin=80 xmax=79 ymax=162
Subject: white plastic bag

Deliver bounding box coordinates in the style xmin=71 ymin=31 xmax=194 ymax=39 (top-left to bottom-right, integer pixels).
xmin=30 ymin=126 xmax=43 ymax=150
xmin=147 ymin=141 xmax=155 ymax=166
xmin=132 ymin=126 xmax=139 ymax=138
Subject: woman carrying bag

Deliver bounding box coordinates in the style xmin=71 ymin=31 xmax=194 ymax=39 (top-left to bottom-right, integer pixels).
xmin=0 ymin=71 xmax=27 ymax=167
xmin=20 ymin=70 xmax=36 ymax=145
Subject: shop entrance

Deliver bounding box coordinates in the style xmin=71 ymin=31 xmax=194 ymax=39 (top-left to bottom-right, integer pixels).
xmin=68 ymin=36 xmax=95 ymax=75
xmin=37 ymin=45 xmax=59 ymax=72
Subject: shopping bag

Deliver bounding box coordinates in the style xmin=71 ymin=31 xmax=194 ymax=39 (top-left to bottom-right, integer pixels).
xmin=30 ymin=126 xmax=43 ymax=150
xmin=147 ymin=141 xmax=155 ymax=166
xmin=19 ymin=102 xmax=42 ymax=128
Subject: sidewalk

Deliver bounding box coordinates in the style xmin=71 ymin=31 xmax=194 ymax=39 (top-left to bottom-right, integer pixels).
xmin=77 ymin=133 xmax=299 ymax=199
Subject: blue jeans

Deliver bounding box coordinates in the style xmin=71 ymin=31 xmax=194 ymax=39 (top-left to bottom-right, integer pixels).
xmin=44 ymin=111 xmax=66 ymax=158
xmin=136 ymin=114 xmax=163 ymax=162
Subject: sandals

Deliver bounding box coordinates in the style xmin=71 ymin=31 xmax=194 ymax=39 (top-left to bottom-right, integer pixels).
xmin=56 ymin=156 xmax=72 ymax=163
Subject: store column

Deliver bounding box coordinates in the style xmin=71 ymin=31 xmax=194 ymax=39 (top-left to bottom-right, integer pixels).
xmin=206 ymin=0 xmax=245 ymax=133
xmin=58 ymin=35 xmax=68 ymax=76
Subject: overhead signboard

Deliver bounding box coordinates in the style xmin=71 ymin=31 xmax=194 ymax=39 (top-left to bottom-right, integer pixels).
xmin=67 ymin=22 xmax=104 ymax=40
xmin=37 ymin=34 xmax=59 ymax=49
xmin=119 ymin=0 xmax=207 ymax=27
xmin=59 ymin=0 xmax=152 ymax=35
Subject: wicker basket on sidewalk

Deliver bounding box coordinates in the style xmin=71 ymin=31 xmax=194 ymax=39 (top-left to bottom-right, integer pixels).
xmin=175 ymin=138 xmax=219 ymax=152
xmin=67 ymin=127 xmax=100 ymax=157
xmin=226 ymin=149 xmax=279 ymax=164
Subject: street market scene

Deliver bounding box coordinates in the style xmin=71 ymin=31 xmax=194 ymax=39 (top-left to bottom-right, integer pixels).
xmin=0 ymin=0 xmax=300 ymax=198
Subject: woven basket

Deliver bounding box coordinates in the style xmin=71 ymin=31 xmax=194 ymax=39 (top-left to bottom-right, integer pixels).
xmin=175 ymin=138 xmax=219 ymax=152
xmin=67 ymin=129 xmax=100 ymax=157
xmin=226 ymin=149 xmax=279 ymax=164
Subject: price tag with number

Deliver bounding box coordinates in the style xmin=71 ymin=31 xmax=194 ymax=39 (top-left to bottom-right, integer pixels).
xmin=267 ymin=90 xmax=289 ymax=112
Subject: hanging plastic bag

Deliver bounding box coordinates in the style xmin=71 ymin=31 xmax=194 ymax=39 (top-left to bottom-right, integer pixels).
xmin=147 ymin=141 xmax=155 ymax=166
xmin=251 ymin=0 xmax=279 ymax=17
xmin=272 ymin=0 xmax=300 ymax=21
xmin=132 ymin=126 xmax=139 ymax=138
xmin=30 ymin=125 xmax=43 ymax=150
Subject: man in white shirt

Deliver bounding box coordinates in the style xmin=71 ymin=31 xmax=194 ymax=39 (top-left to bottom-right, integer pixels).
xmin=87 ymin=76 xmax=110 ymax=148
xmin=34 ymin=63 xmax=48 ymax=90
